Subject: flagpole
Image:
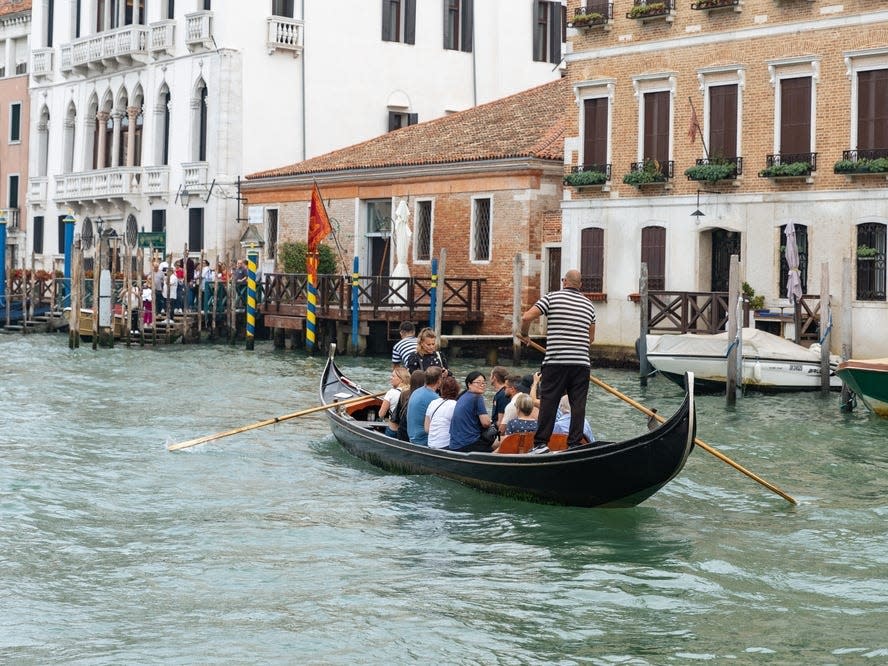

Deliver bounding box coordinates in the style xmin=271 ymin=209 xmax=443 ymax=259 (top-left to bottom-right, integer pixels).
xmin=688 ymin=96 xmax=710 ymax=160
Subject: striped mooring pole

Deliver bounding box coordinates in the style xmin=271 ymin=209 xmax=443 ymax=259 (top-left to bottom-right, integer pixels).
xmin=245 ymin=247 xmax=258 ymax=350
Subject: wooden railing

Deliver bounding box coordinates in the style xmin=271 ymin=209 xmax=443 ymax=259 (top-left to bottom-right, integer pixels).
xmin=262 ymin=273 xmax=484 ymax=319
xmin=647 ymin=290 xmax=821 ymax=340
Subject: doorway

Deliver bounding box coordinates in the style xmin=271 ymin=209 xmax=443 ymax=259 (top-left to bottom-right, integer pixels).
xmin=710 ymin=228 xmax=741 ymax=292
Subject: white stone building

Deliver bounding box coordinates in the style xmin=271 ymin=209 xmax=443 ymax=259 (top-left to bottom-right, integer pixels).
xmin=25 ymin=0 xmax=565 ymax=272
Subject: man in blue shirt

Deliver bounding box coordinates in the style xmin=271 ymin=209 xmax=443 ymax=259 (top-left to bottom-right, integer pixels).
xmin=407 ymin=366 xmax=442 ymax=446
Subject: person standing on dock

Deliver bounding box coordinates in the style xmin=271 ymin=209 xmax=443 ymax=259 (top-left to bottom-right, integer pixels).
xmin=518 ymin=269 xmax=596 ymax=452
xmin=391 ymin=321 xmax=417 ymax=369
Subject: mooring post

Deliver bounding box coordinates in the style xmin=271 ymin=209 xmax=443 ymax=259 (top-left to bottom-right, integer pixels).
xmin=69 ymin=239 xmax=82 ymax=349
xmin=512 ymin=253 xmax=523 ymax=364
xmin=245 ymin=246 xmax=258 ymax=350
xmin=726 ymin=255 xmax=741 ymax=406
xmin=820 ymin=262 xmax=831 ymax=393
xmin=840 ymin=258 xmax=854 ymax=411
xmin=434 ymin=248 xmax=446 ymax=343
xmin=638 ymin=263 xmax=651 ymax=387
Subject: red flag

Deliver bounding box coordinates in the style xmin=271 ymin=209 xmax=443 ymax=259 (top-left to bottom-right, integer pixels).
xmin=688 ymin=106 xmax=700 ymax=144
xmin=308 ymin=183 xmax=332 ymax=252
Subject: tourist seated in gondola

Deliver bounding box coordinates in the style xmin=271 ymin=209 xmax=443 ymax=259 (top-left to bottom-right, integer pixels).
xmin=553 ymin=394 xmax=595 ymax=443
xmin=504 ymin=394 xmax=538 ymax=435
xmin=501 ymin=372 xmax=540 ymax=433
xmin=447 ymin=371 xmax=494 ymax=452
xmin=404 ymin=327 xmax=450 ymax=375
xmin=424 ymin=376 xmax=460 ymax=449
xmin=380 ymin=367 xmax=411 ymax=438
xmin=395 ymin=370 xmax=426 ymax=442
xmin=407 ymin=366 xmax=443 ymax=446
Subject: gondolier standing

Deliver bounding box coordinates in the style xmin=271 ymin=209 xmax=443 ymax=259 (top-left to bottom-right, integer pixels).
xmin=519 ymin=269 xmax=596 ymax=452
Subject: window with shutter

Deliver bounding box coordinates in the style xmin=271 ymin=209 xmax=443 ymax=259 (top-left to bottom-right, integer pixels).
xmin=643 ymin=91 xmax=670 ymax=168
xmin=444 ymin=0 xmax=473 ymax=52
xmin=33 ymin=216 xmax=45 ymax=255
xmin=580 ymin=228 xmax=604 ymax=293
xmin=641 ymin=227 xmax=666 ymax=291
xmin=582 ymin=98 xmax=608 ymax=171
xmin=857 ymin=70 xmax=888 ymax=152
xmin=780 ymin=77 xmax=811 ymax=155
xmin=382 ymin=0 xmax=415 ymax=44
xmin=532 ymin=1 xmax=561 ymax=64
xmin=708 ymin=84 xmax=738 ymax=161
xmin=188 ymin=208 xmax=204 ymax=251
xmin=471 ymin=197 xmax=491 ymax=262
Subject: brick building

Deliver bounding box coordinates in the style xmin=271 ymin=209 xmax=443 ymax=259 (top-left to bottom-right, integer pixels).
xmin=242 ymin=79 xmax=569 ymax=337
xmin=561 ymin=0 xmax=887 ymax=357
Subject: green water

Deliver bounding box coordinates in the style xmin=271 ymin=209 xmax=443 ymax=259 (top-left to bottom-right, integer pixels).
xmin=0 ymin=336 xmax=885 ymax=664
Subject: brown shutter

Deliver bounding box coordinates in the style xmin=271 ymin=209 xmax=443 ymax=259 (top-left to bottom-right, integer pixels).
xmin=780 ymin=77 xmax=811 ymax=155
xmin=580 ymin=228 xmax=604 ymax=292
xmin=708 ymin=84 xmax=737 ymax=160
xmin=644 ymin=91 xmax=670 ymax=166
xmin=582 ymin=98 xmax=608 ymax=169
xmin=857 ymin=69 xmax=888 ymax=151
xmin=641 ymin=227 xmax=666 ymax=291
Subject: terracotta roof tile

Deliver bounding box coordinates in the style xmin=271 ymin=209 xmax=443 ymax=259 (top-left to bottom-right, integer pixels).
xmin=248 ymin=78 xmax=568 ymax=179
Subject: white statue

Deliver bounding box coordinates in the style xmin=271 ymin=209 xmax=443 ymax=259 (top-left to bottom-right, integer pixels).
xmin=389 ymin=199 xmax=412 ymax=304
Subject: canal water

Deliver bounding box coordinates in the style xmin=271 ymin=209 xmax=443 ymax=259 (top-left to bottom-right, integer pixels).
xmin=1 ymin=336 xmax=885 ymax=664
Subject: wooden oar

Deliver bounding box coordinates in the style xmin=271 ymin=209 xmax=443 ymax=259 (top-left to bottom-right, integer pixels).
xmin=167 ymin=391 xmax=386 ymax=452
xmin=519 ymin=336 xmax=797 ymax=505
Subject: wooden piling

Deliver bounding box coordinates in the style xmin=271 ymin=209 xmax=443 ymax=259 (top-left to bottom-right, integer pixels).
xmin=512 ymin=253 xmax=523 ymax=364
xmin=433 ymin=248 xmax=446 ymax=341
xmin=726 ymin=255 xmax=740 ymax=406
xmin=840 ymin=258 xmax=854 ymax=411
xmin=638 ymin=263 xmax=651 ymax=387
xmin=69 ymin=239 xmax=82 ymax=349
xmin=820 ymin=262 xmax=831 ymax=393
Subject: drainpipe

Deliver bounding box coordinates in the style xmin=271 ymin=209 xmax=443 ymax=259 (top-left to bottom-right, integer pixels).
xmin=301 ymin=0 xmax=306 ymax=160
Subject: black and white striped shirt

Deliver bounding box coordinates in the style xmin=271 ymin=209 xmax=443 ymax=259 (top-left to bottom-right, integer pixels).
xmin=391 ymin=336 xmax=418 ymax=365
xmin=533 ymin=288 xmax=596 ymax=367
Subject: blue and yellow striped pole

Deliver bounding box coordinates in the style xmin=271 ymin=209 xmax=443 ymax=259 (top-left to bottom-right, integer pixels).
xmin=246 ymin=247 xmax=258 ymax=350
xmin=306 ymin=252 xmax=319 ymax=352
xmin=351 ymin=256 xmax=359 ymax=353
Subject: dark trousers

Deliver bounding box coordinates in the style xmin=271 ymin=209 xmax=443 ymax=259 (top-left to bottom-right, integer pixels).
xmin=534 ymin=364 xmax=590 ymax=448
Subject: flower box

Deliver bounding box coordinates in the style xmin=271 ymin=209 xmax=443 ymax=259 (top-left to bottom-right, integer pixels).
xmin=626 ymin=1 xmax=674 ymax=21
xmin=685 ymin=161 xmax=738 ymax=182
xmin=834 ymin=157 xmax=888 ymax=177
xmin=691 ymin=0 xmax=741 ymax=10
xmin=758 ymin=161 xmax=813 ymax=179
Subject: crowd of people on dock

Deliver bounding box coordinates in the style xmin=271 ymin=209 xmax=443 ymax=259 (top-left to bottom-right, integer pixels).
xmin=378 ymin=270 xmax=598 ymax=454
xmin=116 ymin=257 xmax=250 ymax=332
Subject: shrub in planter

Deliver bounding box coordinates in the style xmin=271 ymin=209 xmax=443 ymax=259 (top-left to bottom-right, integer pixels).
xmin=857 ymin=245 xmax=878 ymax=258
xmin=279 ymin=241 xmax=338 ymax=274
xmin=572 ymin=11 xmax=604 ymax=26
xmin=629 ymin=2 xmax=666 ymax=18
xmin=684 ymin=162 xmax=736 ymax=182
xmin=758 ymin=161 xmax=812 ymax=178
xmin=623 ymin=160 xmax=666 ymax=186
xmin=564 ymin=170 xmax=608 ymax=187
xmin=836 ymin=157 xmax=888 ymax=174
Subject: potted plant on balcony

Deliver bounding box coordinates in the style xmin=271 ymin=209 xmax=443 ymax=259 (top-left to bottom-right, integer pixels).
xmin=857 ymin=245 xmax=878 ymax=260
xmin=691 ymin=0 xmax=737 ymax=9
xmin=565 ymin=169 xmax=608 ymax=187
xmin=758 ymin=161 xmax=812 ymax=178
xmin=834 ymin=157 xmax=888 ymax=175
xmin=623 ymin=159 xmax=667 ymax=186
xmin=742 ymin=281 xmax=765 ymax=312
xmin=628 ymin=2 xmax=667 ymax=19
xmin=684 ymin=161 xmax=737 ymax=182
xmin=571 ymin=11 xmax=606 ymax=27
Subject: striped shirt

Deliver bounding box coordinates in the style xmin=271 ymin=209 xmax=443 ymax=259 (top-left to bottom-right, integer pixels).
xmin=391 ymin=336 xmax=418 ymax=365
xmin=533 ymin=288 xmax=596 ymax=367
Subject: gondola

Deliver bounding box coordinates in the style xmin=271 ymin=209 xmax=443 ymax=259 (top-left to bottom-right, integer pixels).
xmin=320 ymin=347 xmax=697 ymax=508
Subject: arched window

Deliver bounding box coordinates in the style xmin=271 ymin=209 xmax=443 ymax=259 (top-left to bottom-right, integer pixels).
xmin=156 ymin=89 xmax=171 ymax=166
xmin=857 ymin=222 xmax=887 ymax=301
xmin=193 ymin=81 xmax=208 ymax=162
xmin=779 ymin=223 xmax=808 ymax=298
xmin=37 ymin=107 xmax=50 ymax=177
xmin=63 ymin=104 xmax=76 ymax=173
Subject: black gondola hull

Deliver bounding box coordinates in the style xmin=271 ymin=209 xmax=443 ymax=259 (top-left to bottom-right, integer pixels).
xmin=321 ymin=355 xmax=696 ymax=507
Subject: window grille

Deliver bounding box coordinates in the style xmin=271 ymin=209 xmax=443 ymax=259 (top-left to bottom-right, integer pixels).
xmin=471 ymin=198 xmax=491 ymax=262
xmin=415 ymin=200 xmax=432 ymax=261
xmin=856 ymin=223 xmax=886 ymax=301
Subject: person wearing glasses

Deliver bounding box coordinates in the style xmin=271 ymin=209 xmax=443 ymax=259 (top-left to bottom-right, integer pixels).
xmin=447 ymin=371 xmax=494 ymax=452
xmin=518 ymin=269 xmax=596 ymax=453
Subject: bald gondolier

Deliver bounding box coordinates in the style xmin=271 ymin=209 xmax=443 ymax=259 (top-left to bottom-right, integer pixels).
xmin=518 ymin=269 xmax=596 ymax=452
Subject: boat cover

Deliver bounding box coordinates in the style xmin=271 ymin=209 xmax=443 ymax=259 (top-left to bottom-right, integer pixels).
xmin=647 ymin=328 xmax=839 ymax=363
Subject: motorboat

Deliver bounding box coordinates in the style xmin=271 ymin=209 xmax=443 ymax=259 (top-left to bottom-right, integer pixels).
xmin=836 ymin=358 xmax=888 ymax=417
